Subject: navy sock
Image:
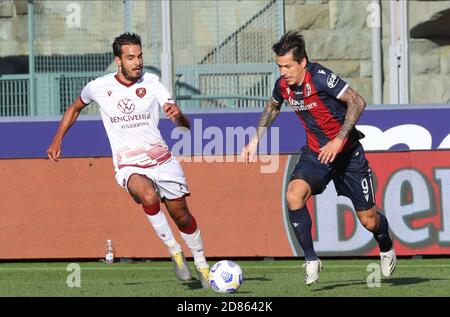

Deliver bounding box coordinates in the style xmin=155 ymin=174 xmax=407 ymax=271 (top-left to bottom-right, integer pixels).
xmin=372 ymin=212 xmax=393 ymax=252
xmin=288 ymin=207 xmax=317 ymax=261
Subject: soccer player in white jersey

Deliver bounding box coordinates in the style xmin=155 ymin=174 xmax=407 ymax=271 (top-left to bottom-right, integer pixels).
xmin=47 ymin=33 xmax=210 ymax=288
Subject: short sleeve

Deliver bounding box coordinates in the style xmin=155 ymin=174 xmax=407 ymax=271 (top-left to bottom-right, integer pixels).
xmin=313 ymin=66 xmax=348 ymax=99
xmin=80 ymin=81 xmax=93 ymax=105
xmin=271 ymin=77 xmax=284 ymax=106
xmin=154 ymin=79 xmax=175 ymax=107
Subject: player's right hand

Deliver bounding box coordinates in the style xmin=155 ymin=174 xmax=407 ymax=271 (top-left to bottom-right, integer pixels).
xmin=241 ymin=138 xmax=258 ymax=163
xmin=47 ymin=141 xmax=61 ymax=162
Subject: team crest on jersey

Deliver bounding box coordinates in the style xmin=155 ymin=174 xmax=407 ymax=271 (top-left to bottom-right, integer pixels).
xmin=327 ymin=73 xmax=339 ymax=88
xmin=305 ymin=83 xmax=312 ymax=97
xmin=117 ymin=98 xmax=135 ymax=114
xmin=136 ymin=87 xmax=146 ymax=98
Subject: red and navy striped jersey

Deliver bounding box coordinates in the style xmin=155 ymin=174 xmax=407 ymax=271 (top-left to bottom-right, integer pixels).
xmin=272 ymin=62 xmax=361 ymax=153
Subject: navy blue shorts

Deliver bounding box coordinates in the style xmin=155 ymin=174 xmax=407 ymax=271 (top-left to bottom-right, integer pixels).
xmin=289 ymin=143 xmax=376 ymax=211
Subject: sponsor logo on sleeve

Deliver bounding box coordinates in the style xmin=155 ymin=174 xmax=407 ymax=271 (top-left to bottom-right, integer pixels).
xmin=327 ymin=73 xmax=339 ymax=88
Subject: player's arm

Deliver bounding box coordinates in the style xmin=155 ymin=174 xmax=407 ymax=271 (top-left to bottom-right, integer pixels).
xmin=318 ymin=86 xmax=366 ymax=164
xmin=241 ymin=97 xmax=281 ymax=162
xmin=336 ymin=86 xmax=366 ymax=141
xmin=47 ymin=97 xmax=88 ymax=162
xmin=255 ymin=97 xmax=281 ymax=141
xmin=163 ymin=102 xmax=190 ymax=129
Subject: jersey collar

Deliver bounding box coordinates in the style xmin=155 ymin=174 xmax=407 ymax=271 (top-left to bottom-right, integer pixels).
xmin=114 ymin=74 xmax=139 ymax=87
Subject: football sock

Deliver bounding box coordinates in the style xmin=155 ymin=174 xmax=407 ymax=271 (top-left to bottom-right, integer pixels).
xmin=372 ymin=212 xmax=393 ymax=252
xmin=288 ymin=207 xmax=318 ymax=261
xmin=145 ymin=210 xmax=181 ymax=255
xmin=179 ymin=217 xmax=208 ymax=269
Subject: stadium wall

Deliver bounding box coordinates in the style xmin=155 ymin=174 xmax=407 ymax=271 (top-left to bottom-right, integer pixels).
xmin=1 ymin=106 xmax=450 ymax=259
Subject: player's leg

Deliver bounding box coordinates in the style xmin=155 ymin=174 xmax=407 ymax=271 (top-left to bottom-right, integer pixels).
xmin=286 ymin=179 xmax=316 ymax=260
xmin=356 ymin=207 xmax=396 ymax=277
xmin=286 ymin=179 xmax=323 ymax=285
xmin=127 ymin=173 xmax=192 ymax=281
xmin=152 ymin=158 xmax=209 ymax=287
xmin=334 ymin=143 xmax=396 ymax=277
xmin=286 ymin=148 xmax=330 ymax=285
xmin=127 ymin=174 xmax=181 ymax=254
xmin=356 ymin=207 xmax=393 ymax=254
xmin=164 ymin=197 xmax=210 ymax=288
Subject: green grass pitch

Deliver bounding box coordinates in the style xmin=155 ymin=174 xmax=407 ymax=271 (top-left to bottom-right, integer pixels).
xmin=0 ymin=258 xmax=449 ymax=297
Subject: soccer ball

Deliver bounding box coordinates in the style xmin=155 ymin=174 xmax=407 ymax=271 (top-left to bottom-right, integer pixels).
xmin=208 ymin=260 xmax=243 ymax=293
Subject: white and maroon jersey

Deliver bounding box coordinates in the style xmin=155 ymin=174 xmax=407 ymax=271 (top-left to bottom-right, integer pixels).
xmin=79 ymin=72 xmax=174 ymax=171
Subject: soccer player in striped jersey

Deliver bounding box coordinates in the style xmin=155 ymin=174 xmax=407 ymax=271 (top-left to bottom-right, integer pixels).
xmin=242 ymin=30 xmax=396 ymax=285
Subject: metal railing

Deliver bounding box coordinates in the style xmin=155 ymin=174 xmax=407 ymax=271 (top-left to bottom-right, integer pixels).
xmin=176 ymin=63 xmax=278 ymax=109
xmin=0 ymin=75 xmax=30 ymax=117
xmin=1 ymin=65 xmax=275 ymax=116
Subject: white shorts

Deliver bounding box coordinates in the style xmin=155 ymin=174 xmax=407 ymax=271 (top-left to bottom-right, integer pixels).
xmin=115 ymin=157 xmax=190 ymax=200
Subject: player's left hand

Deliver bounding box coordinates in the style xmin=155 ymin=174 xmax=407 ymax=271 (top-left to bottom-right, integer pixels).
xmin=318 ymin=138 xmax=344 ymax=164
xmin=163 ymin=103 xmax=181 ymax=121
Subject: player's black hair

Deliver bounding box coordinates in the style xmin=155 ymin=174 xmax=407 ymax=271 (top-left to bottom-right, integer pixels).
xmin=113 ymin=32 xmax=142 ymax=57
xmin=272 ymin=30 xmax=309 ymax=63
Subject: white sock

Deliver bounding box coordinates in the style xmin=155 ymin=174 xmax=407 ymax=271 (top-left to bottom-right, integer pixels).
xmin=180 ymin=228 xmax=208 ymax=269
xmin=146 ymin=211 xmax=181 ymax=255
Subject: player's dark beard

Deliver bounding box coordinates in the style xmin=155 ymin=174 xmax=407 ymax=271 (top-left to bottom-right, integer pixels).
xmin=121 ymin=64 xmax=141 ymax=82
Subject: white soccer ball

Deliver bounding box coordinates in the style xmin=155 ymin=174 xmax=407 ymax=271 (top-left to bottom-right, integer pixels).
xmin=208 ymin=260 xmax=243 ymax=293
